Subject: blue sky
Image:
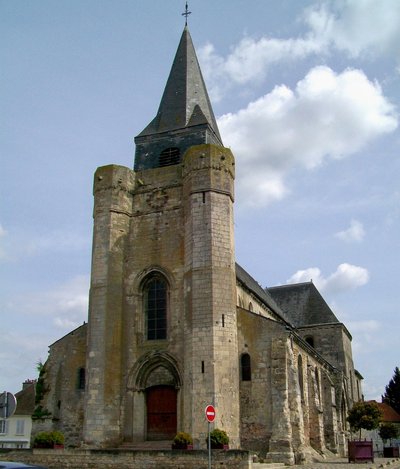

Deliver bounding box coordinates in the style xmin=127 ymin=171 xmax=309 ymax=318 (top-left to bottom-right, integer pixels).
xmin=1 ymin=0 xmax=399 ymax=400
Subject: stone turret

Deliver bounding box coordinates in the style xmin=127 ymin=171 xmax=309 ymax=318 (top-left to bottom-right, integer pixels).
xmin=83 ymin=165 xmax=134 ymax=446
xmin=182 ymin=144 xmax=239 ymax=446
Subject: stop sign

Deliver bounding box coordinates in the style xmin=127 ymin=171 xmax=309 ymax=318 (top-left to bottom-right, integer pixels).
xmin=205 ymin=404 xmax=216 ymax=422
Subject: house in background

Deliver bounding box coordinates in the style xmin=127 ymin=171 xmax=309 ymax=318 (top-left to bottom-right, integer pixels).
xmin=362 ymin=401 xmax=400 ymax=455
xmin=0 ymin=380 xmax=36 ymax=449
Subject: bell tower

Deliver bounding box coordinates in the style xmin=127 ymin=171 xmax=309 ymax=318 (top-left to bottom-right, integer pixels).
xmin=84 ymin=24 xmax=240 ymax=448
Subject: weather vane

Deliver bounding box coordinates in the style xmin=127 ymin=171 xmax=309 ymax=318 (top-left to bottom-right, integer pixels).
xmin=182 ymin=2 xmax=191 ymax=25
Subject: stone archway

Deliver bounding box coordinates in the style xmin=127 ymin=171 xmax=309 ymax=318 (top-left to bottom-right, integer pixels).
xmin=125 ymin=351 xmax=182 ymax=443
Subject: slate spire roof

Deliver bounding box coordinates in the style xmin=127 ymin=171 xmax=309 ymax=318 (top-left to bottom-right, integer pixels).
xmin=138 ymin=26 xmax=222 ymax=141
xmin=134 ymin=26 xmax=223 ymax=170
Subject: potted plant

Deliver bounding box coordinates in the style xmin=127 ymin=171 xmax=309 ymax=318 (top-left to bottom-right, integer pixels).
xmin=33 ymin=430 xmax=65 ymax=449
xmin=347 ymin=401 xmax=382 ymax=463
xmin=172 ymin=431 xmax=193 ymax=450
xmin=379 ymin=422 xmax=399 ymax=458
xmin=207 ymin=428 xmax=229 ymax=449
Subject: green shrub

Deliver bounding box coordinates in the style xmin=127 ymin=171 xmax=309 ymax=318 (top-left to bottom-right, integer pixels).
xmin=32 ymin=405 xmax=51 ymax=420
xmin=347 ymin=401 xmax=382 ymax=439
xmin=379 ymin=422 xmax=399 ymax=443
xmin=33 ymin=430 xmax=65 ymax=448
xmin=208 ymin=428 xmax=229 ymax=447
xmin=172 ymin=431 xmax=193 ymax=449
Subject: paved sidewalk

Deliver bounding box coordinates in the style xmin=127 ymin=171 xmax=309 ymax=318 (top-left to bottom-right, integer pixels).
xmin=291 ymin=457 xmax=400 ymax=469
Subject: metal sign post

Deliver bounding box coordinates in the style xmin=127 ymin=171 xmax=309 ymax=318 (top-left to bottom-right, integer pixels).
xmin=205 ymin=404 xmax=216 ymax=469
xmin=208 ymin=420 xmax=211 ymax=469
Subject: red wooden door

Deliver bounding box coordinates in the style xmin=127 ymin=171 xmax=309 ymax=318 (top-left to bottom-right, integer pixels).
xmin=146 ymin=385 xmax=177 ymax=440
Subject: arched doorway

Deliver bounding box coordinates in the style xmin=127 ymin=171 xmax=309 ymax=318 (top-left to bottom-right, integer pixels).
xmin=125 ymin=351 xmax=182 ymax=443
xmin=146 ymin=385 xmax=177 ymax=440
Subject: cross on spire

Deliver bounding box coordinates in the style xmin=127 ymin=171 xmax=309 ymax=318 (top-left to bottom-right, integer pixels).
xmin=182 ymin=2 xmax=191 ymax=25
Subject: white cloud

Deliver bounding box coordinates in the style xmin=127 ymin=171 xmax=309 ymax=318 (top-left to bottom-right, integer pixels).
xmin=305 ymin=0 xmax=400 ymax=58
xmin=199 ymin=35 xmax=321 ymax=100
xmin=8 ymin=275 xmax=89 ymax=329
xmin=0 ymin=227 xmax=90 ymax=263
xmin=25 ymin=230 xmax=90 ymax=255
xmin=0 ymin=225 xmax=90 ymax=262
xmin=287 ymin=262 xmax=369 ymax=294
xmin=218 ymin=66 xmax=397 ymax=207
xmin=346 ymin=319 xmax=380 ymax=333
xmin=0 ymin=331 xmax=55 ymax=393
xmin=199 ymin=1 xmax=400 ymax=98
xmin=335 ymin=219 xmax=365 ymax=242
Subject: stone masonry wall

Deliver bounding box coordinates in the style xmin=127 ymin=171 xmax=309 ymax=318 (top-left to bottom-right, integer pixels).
xmin=2 ymin=449 xmax=253 ymax=469
xmin=34 ymin=324 xmax=87 ymax=447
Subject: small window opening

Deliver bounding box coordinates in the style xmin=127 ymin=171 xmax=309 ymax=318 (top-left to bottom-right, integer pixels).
xmin=222 ymin=314 xmax=225 ymax=327
xmin=315 ymin=367 xmax=320 ymax=400
xmin=298 ymin=355 xmax=304 ymax=400
xmin=78 ymin=367 xmax=86 ymax=390
xmin=305 ymin=336 xmax=314 ymax=347
xmin=241 ymin=353 xmax=251 ymax=381
xmin=201 ymin=361 xmax=205 ymax=374
xmin=202 ymin=192 xmax=206 ymax=203
xmin=159 ymin=147 xmax=180 ymax=167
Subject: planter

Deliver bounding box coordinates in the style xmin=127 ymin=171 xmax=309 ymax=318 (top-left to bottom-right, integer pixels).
xmin=171 ymin=444 xmax=193 ymax=450
xmin=383 ymin=447 xmax=399 ymax=458
xmin=209 ymin=444 xmax=229 ymax=450
xmin=348 ymin=440 xmax=374 ymax=463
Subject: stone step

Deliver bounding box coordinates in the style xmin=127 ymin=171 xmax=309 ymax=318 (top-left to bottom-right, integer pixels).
xmin=120 ymin=440 xmax=172 ymax=451
xmin=253 ymin=464 xmax=286 ymax=469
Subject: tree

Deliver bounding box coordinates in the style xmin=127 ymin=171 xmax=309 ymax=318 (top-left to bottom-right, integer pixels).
xmin=347 ymin=401 xmax=382 ymax=439
xmin=379 ymin=422 xmax=399 ymax=445
xmin=382 ymin=367 xmax=400 ymax=415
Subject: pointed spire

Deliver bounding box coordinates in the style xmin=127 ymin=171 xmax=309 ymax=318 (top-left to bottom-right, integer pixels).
xmin=138 ymin=27 xmax=221 ymax=141
xmin=134 ymin=26 xmax=223 ymax=170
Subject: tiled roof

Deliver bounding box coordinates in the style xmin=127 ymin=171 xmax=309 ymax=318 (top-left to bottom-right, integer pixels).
xmin=368 ymin=401 xmax=400 ymax=423
xmin=14 ymin=382 xmax=36 ymax=415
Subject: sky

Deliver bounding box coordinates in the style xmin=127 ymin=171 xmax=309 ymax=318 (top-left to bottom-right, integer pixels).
xmin=1 ymin=0 xmax=399 ymax=401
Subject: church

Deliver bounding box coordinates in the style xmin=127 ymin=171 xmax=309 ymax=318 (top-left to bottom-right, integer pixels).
xmin=34 ymin=23 xmax=363 ymax=465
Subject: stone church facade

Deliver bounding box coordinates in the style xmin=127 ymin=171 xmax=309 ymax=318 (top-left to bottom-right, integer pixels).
xmin=34 ymin=26 xmax=363 ymax=465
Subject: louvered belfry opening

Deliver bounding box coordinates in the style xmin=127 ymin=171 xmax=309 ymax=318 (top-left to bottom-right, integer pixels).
xmin=159 ymin=147 xmax=180 ymax=167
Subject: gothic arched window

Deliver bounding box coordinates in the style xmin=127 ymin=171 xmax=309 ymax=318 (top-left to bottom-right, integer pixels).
xmin=241 ymin=353 xmax=251 ymax=381
xmin=144 ymin=275 xmax=168 ymax=340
